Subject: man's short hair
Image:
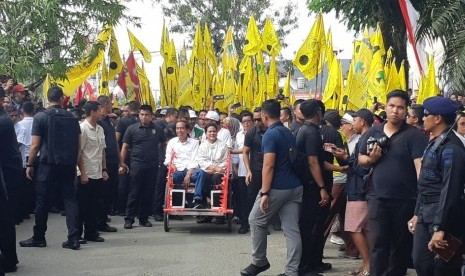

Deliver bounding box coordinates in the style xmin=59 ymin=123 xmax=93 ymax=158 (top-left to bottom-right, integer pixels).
xmin=240 ymin=111 xmax=253 ymax=120
xmin=300 ymin=99 xmax=321 ymax=119
xmin=127 ymin=101 xmax=141 ymax=113
xmin=261 ymin=99 xmax=280 ymax=119
xmin=387 ymin=90 xmax=409 ymax=107
xmin=253 ymin=107 xmax=262 ymax=113
xmin=22 ymin=101 xmax=34 ymax=115
xmin=166 ymin=107 xmax=178 ymax=117
xmin=293 ymin=99 xmax=305 ymax=108
xmin=176 ymin=120 xmax=189 ymax=129
xmin=47 ymin=86 xmax=64 ymax=102
xmin=77 ymin=98 xmax=87 ymax=108
xmin=84 ymin=101 xmax=101 ymax=117
xmin=281 ymin=107 xmax=292 ymax=118
xmin=140 ymin=104 xmax=153 ymax=114
xmin=97 ymin=95 xmax=111 ymax=105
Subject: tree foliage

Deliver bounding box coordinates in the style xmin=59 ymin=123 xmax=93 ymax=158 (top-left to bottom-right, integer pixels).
xmin=0 ymin=0 xmax=138 ymax=85
xmin=417 ymin=0 xmax=465 ymax=93
xmin=307 ymin=0 xmax=424 ymax=82
xmin=155 ymin=0 xmax=298 ymax=57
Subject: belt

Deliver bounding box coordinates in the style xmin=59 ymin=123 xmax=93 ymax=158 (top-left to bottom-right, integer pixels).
xmin=420 ymin=194 xmax=440 ymax=204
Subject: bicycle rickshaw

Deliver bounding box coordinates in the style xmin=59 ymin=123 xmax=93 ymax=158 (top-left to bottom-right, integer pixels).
xmin=163 ymin=153 xmax=234 ymax=232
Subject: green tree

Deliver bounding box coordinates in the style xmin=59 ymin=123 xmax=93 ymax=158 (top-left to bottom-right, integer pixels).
xmin=155 ymin=0 xmax=298 ymax=57
xmin=307 ymin=0 xmax=424 ymax=85
xmin=417 ymin=0 xmax=465 ymax=93
xmin=0 ymin=0 xmax=138 ymax=85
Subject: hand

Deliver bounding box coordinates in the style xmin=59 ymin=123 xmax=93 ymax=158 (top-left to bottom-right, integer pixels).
xmin=183 ymin=174 xmax=191 ymax=186
xmin=205 ymin=169 xmax=215 ymax=175
xmin=368 ymin=144 xmax=382 ymax=163
xmin=319 ymin=189 xmax=330 ymax=206
xmin=332 ymin=148 xmax=348 ymax=160
xmin=26 ymin=167 xmax=34 ymax=180
xmin=339 ymin=165 xmax=349 ymax=173
xmin=215 ymin=166 xmax=225 ymax=174
xmin=283 ymin=98 xmax=290 ymax=106
xmin=119 ymin=163 xmax=129 ymax=174
xmin=80 ymin=174 xmax=89 ymax=185
xmin=407 ymin=215 xmax=418 ymax=234
xmin=428 ymin=231 xmax=447 ymax=251
xmin=259 ymin=195 xmax=269 ymax=214
xmin=102 ymin=171 xmax=109 ymax=181
xmin=245 ymin=171 xmax=252 ymax=185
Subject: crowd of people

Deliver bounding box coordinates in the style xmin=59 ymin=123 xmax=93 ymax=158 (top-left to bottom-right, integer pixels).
xmin=1 ymin=74 xmax=465 ymax=276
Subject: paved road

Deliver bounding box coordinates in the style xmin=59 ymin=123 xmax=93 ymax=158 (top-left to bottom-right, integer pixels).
xmin=13 ymin=214 xmax=415 ymax=276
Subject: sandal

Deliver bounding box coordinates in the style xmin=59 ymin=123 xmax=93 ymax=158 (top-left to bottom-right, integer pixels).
xmin=348 ymin=267 xmax=363 ymax=275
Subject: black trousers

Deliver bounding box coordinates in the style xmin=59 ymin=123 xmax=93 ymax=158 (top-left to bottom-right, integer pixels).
xmin=76 ymin=177 xmax=101 ymax=238
xmin=0 ymin=184 xmax=18 ymax=270
xmin=299 ymin=187 xmax=330 ymax=270
xmin=97 ymin=162 xmax=118 ymax=226
xmin=413 ymin=222 xmax=462 ymax=276
xmin=367 ymin=198 xmax=415 ymax=276
xmin=153 ymin=165 xmax=167 ymax=216
xmin=234 ymin=177 xmax=246 ymax=220
xmin=125 ymin=166 xmax=157 ymax=222
xmin=3 ymin=168 xmax=22 ymax=224
xmin=33 ymin=164 xmax=80 ymax=241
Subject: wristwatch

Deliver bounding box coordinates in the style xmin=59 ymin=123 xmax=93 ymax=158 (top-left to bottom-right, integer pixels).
xmin=260 ymin=191 xmax=270 ymax=197
xmin=432 ymin=225 xmax=442 ymax=232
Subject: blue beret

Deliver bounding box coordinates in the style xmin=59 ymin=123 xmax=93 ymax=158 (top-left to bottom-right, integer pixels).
xmin=423 ymin=96 xmax=460 ymax=115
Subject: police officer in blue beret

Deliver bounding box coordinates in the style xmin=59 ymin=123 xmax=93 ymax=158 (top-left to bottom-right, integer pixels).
xmin=409 ymin=96 xmax=465 ymax=276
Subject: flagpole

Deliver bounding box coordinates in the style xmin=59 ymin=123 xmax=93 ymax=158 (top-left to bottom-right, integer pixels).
xmin=253 ymin=55 xmax=259 ymax=106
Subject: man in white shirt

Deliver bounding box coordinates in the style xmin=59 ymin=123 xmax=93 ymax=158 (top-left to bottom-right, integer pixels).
xmin=76 ymin=101 xmax=109 ymax=243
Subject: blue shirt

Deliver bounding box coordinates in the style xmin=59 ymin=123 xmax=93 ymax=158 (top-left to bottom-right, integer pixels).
xmin=261 ymin=121 xmax=301 ymax=190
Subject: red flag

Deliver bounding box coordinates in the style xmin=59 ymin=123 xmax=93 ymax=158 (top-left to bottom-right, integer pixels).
xmin=117 ymin=67 xmax=127 ymax=96
xmin=73 ymin=85 xmax=84 ymax=106
xmin=83 ymin=80 xmax=96 ymax=101
xmin=125 ymin=52 xmax=140 ymax=102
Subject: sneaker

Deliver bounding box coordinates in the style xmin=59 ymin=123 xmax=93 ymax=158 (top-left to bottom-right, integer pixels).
xmin=139 ymin=220 xmax=153 ymax=227
xmin=240 ymin=262 xmax=270 ymax=276
xmin=19 ymin=237 xmax=47 ymax=248
xmin=99 ymin=223 xmax=117 ymax=232
xmin=78 ymin=237 xmax=87 ymax=244
xmin=84 ymin=235 xmax=105 ymax=242
xmin=62 ymin=239 xmax=80 ymax=250
xmin=124 ymin=221 xmax=133 ymax=229
xmin=330 ymin=234 xmax=345 ymax=245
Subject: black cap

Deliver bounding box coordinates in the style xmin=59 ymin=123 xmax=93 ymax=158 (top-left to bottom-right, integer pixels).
xmin=354 ymin=108 xmax=374 ymax=126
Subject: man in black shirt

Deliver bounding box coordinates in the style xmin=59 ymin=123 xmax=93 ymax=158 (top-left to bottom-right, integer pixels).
xmin=121 ymin=105 xmax=166 ymax=229
xmin=0 ymin=87 xmax=19 ymax=272
xmin=290 ymin=99 xmax=305 ymax=134
xmin=20 ymin=87 xmax=81 ymax=250
xmin=97 ymin=96 xmax=121 ymax=232
xmin=115 ymin=101 xmax=139 ymax=215
xmin=295 ymin=99 xmax=331 ymax=274
xmin=242 ymin=108 xmax=266 ymax=234
xmin=358 ymin=90 xmax=427 ymax=276
xmin=153 ymin=107 xmax=178 ymax=221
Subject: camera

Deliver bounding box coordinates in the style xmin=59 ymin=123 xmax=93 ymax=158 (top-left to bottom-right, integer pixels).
xmin=277 ymin=93 xmax=285 ymax=100
xmin=367 ymin=136 xmax=389 ymax=153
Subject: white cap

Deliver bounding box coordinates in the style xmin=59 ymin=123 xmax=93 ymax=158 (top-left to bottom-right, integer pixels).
xmin=188 ymin=110 xmax=197 ymax=118
xmin=205 ymin=110 xmax=220 ymax=121
xmin=341 ymin=113 xmax=354 ymax=124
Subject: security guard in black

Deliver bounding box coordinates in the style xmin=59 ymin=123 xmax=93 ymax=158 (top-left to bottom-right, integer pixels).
xmin=411 ymin=96 xmax=465 ymax=276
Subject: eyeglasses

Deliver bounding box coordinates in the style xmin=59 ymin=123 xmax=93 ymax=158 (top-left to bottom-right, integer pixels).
xmin=253 ymin=118 xmax=262 ymax=122
xmin=242 ymin=119 xmax=252 ymax=123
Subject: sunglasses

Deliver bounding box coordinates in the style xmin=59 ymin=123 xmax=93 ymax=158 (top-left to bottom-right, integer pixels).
xmin=253 ymin=118 xmax=262 ymax=122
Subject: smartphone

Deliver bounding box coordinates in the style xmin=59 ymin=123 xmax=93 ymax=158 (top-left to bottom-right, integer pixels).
xmin=323 ymin=143 xmax=337 ymax=153
xmin=213 ymin=95 xmax=225 ymax=100
xmin=230 ymin=102 xmax=241 ymax=110
xmin=342 ymin=95 xmax=348 ymax=105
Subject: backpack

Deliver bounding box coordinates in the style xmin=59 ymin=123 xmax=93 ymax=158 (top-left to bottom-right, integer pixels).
xmin=45 ymin=108 xmax=80 ymax=165
xmin=289 ymin=125 xmax=306 ymax=175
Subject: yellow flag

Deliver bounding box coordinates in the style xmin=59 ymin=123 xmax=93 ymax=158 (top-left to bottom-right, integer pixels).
xmin=399 ymin=60 xmax=407 ymax=91
xmin=243 ymin=16 xmax=263 ymax=56
xmin=261 ymin=18 xmax=281 ymax=57
xmin=221 ymin=69 xmax=236 ymax=111
xmin=136 ymin=63 xmax=148 ymax=104
xmin=160 ymin=20 xmax=170 ymax=60
xmin=417 ymin=55 xmax=439 ymax=103
xmin=239 ymin=56 xmax=254 ymax=109
xmin=42 ymin=73 xmax=51 ymax=107
xmin=283 ymin=71 xmax=291 ymax=98
xmin=192 ymin=22 xmax=205 ymax=61
xmin=95 ymin=24 xmax=112 ymax=47
xmin=204 ymin=23 xmax=217 ymax=70
xmin=159 ymin=66 xmax=168 ymax=107
xmin=254 ymin=52 xmax=267 ymax=108
xmin=108 ymin=27 xmax=123 ymax=80
xmin=322 ymin=55 xmax=341 ymax=110
xmin=370 ymin=23 xmax=386 ymax=58
xmin=367 ymin=50 xmax=386 ymax=105
xmin=349 ymin=29 xmax=372 ymax=108
xmin=267 ymin=56 xmax=278 ymax=97
xmin=100 ymin=58 xmax=110 ymax=96
xmin=190 ymin=23 xmax=206 ymax=109
xmin=222 ymin=26 xmax=238 ymax=70
xmin=177 ymin=44 xmax=192 ymax=107
xmin=385 ymin=58 xmax=401 ymax=93
xmin=384 ymin=47 xmax=393 ymax=81
xmin=293 ymin=12 xmax=325 ymax=80
xmin=325 ymin=28 xmax=334 ymax=68
xmin=127 ymin=29 xmax=152 ymax=63
xmin=165 ymin=40 xmax=178 ymax=102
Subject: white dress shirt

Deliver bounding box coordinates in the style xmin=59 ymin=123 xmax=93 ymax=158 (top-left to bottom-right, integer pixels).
xmin=196 ymin=139 xmax=228 ymax=171
xmin=164 ymin=137 xmax=199 ymax=171
xmin=77 ymin=120 xmax=106 ymax=179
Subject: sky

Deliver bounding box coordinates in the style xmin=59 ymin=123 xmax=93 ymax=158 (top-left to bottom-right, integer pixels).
xmin=113 ymin=0 xmax=357 ymax=97
xmin=113 ymin=0 xmax=439 ymax=96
